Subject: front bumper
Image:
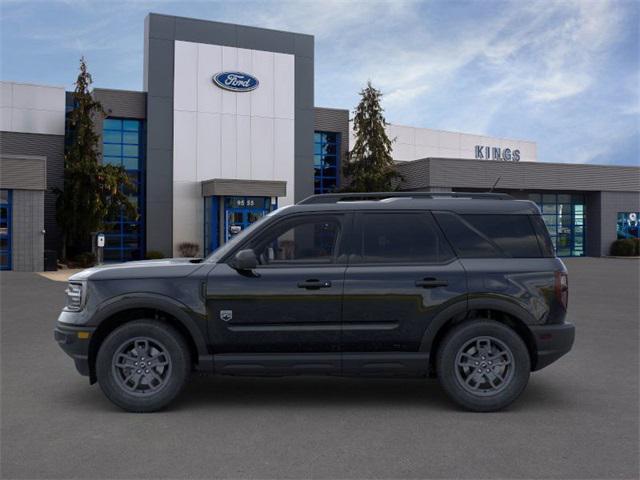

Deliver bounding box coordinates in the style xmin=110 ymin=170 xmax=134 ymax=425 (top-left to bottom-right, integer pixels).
xmin=530 ymin=321 xmax=575 ymax=371
xmin=54 ymin=322 xmax=95 ymax=377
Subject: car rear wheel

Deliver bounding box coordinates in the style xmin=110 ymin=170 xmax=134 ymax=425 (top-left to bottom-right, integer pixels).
xmin=96 ymin=320 xmax=191 ymax=412
xmin=436 ymin=320 xmax=530 ymax=412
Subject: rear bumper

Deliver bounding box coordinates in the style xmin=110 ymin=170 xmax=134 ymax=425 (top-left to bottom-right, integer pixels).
xmin=530 ymin=322 xmax=575 ymax=371
xmin=54 ymin=323 xmax=95 ymax=377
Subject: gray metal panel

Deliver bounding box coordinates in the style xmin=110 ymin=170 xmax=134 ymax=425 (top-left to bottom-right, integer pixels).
xmin=94 ymin=89 xmax=146 ymax=119
xmin=144 ymin=13 xmax=315 ymax=255
xmin=175 ymin=17 xmax=237 ymax=46
xmin=0 ymin=155 xmax=46 ymax=190
xmin=294 ymin=34 xmax=314 ymax=59
xmin=146 ymin=12 xmax=176 ymax=40
xmin=396 ymin=159 xmax=430 ymax=190
xmin=236 ymin=25 xmax=296 ymax=54
xmin=146 ymin=38 xmax=175 ymax=99
xmin=398 ymin=157 xmax=640 ymax=193
xmin=294 ymin=108 xmax=314 ymax=202
xmin=294 ymin=56 xmax=314 ymax=111
xmin=201 ymin=179 xmax=286 ymax=198
xmin=0 ymin=132 xmax=63 ymax=252
xmin=585 ymin=192 xmax=602 ymax=256
xmin=11 ymin=189 xmax=44 ymax=271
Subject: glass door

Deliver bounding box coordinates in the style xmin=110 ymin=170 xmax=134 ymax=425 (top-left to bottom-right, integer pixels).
xmin=224 ymin=196 xmax=272 ymax=243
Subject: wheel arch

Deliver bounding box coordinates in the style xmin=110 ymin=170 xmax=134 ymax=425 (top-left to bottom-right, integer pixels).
xmin=421 ymin=297 xmax=538 ymax=374
xmin=87 ymin=295 xmax=210 ymax=383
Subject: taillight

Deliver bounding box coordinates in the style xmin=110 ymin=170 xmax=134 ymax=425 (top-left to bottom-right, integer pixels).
xmin=555 ymin=271 xmax=568 ymax=310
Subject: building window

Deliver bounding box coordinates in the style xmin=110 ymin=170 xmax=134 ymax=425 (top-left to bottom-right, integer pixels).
xmin=0 ymin=189 xmax=12 ymax=270
xmin=314 ymin=131 xmax=340 ymax=194
xmin=528 ymin=193 xmax=585 ymax=257
xmin=102 ymin=118 xmax=145 ymax=262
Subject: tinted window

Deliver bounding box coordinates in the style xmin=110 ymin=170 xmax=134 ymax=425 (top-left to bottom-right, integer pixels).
xmin=250 ymin=215 xmax=342 ymax=265
xmin=435 ymin=212 xmax=543 ymax=258
xmin=434 ymin=212 xmax=501 ymax=258
xmin=530 ymin=215 xmax=555 ymax=257
xmin=463 ymin=215 xmax=542 ymax=257
xmin=357 ymin=212 xmax=454 ymax=263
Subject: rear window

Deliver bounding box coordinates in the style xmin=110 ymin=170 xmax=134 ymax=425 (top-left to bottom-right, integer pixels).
xmin=434 ymin=212 xmax=547 ymax=258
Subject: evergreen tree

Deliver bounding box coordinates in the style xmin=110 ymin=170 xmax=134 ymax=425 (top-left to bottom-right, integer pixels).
xmin=342 ymin=81 xmax=400 ymax=192
xmin=55 ymin=57 xmax=135 ymax=259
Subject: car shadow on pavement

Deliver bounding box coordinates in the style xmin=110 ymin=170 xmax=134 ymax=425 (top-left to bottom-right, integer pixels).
xmin=56 ymin=373 xmax=572 ymax=414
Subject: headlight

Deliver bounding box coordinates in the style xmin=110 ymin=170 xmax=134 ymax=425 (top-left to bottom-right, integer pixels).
xmin=64 ymin=282 xmax=85 ymax=311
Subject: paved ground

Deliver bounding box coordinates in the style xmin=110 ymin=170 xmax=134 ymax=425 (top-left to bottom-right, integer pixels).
xmin=1 ymin=258 xmax=638 ymax=479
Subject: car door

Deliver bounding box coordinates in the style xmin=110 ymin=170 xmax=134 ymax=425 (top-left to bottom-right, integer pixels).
xmin=341 ymin=211 xmax=467 ymax=375
xmin=206 ymin=212 xmax=350 ymax=360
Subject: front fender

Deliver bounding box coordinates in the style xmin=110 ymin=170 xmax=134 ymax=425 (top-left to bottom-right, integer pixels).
xmin=90 ymin=292 xmax=210 ymax=360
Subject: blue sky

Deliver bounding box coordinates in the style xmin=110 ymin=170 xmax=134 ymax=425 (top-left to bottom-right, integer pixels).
xmin=1 ymin=0 xmax=638 ymax=166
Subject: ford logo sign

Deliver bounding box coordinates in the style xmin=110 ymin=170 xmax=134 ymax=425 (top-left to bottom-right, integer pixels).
xmin=212 ymin=72 xmax=259 ymax=92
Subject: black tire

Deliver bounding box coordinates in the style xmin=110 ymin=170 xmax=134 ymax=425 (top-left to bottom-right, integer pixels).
xmin=436 ymin=320 xmax=530 ymax=412
xmin=96 ymin=320 xmax=191 ymax=412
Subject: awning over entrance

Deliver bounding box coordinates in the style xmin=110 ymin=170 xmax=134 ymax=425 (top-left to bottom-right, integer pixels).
xmin=201 ymin=178 xmax=286 ymax=198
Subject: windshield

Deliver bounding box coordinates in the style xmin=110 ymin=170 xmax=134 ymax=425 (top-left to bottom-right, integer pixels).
xmin=205 ymin=206 xmax=291 ymax=263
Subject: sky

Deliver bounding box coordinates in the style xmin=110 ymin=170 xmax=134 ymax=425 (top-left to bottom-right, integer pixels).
xmin=1 ymin=0 xmax=638 ymax=166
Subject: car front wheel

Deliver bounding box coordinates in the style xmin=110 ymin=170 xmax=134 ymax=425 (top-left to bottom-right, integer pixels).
xmin=436 ymin=320 xmax=530 ymax=412
xmin=96 ymin=320 xmax=191 ymax=412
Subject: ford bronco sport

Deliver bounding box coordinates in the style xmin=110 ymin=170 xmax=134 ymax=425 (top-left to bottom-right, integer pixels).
xmin=55 ymin=192 xmax=575 ymax=412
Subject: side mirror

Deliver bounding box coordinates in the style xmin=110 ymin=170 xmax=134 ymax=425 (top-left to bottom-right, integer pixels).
xmin=232 ymin=249 xmax=258 ymax=272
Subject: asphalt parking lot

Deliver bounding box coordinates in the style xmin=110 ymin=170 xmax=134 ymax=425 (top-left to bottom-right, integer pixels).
xmin=1 ymin=258 xmax=638 ymax=479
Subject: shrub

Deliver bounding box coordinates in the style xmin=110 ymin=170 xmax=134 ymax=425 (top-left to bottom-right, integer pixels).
xmin=610 ymin=238 xmax=640 ymax=256
xmin=74 ymin=252 xmax=96 ymax=268
xmin=177 ymin=242 xmax=200 ymax=258
xmin=145 ymin=250 xmax=165 ymax=260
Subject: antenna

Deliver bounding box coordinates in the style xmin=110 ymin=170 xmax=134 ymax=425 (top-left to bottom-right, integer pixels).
xmin=489 ymin=176 xmax=502 ymax=192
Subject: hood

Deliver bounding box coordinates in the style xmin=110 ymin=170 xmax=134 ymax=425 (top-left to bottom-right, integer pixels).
xmin=68 ymin=258 xmax=209 ymax=281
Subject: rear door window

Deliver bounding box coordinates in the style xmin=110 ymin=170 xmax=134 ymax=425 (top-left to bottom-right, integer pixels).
xmin=355 ymin=212 xmax=454 ymax=264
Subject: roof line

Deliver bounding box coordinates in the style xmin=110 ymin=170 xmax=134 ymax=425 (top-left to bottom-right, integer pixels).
xmin=396 ymin=157 xmax=640 ymax=170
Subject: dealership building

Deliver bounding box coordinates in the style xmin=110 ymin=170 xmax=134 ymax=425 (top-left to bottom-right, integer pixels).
xmin=1 ymin=13 xmax=639 ymax=271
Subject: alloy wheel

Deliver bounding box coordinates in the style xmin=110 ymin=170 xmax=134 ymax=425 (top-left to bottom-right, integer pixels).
xmin=454 ymin=336 xmax=515 ymax=396
xmin=112 ymin=337 xmax=172 ymax=396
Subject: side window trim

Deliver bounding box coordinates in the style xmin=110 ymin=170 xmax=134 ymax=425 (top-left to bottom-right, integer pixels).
xmin=349 ymin=210 xmax=457 ymax=266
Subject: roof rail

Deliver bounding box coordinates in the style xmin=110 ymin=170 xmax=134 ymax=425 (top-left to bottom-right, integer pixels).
xmin=297 ymin=191 xmax=513 ymax=205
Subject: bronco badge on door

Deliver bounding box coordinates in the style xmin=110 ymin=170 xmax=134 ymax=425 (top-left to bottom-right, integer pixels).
xmin=220 ymin=310 xmax=233 ymax=322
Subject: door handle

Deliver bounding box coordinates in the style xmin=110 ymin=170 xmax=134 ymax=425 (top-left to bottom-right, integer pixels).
xmin=415 ymin=278 xmax=448 ymax=288
xmin=297 ymin=279 xmax=332 ymax=289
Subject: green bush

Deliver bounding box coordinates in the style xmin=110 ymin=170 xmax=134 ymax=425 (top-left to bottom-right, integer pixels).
xmin=610 ymin=238 xmax=640 ymax=256
xmin=145 ymin=250 xmax=165 ymax=260
xmin=74 ymin=252 xmax=97 ymax=268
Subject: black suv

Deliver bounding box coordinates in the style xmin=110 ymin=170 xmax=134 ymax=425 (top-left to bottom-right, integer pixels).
xmin=55 ymin=192 xmax=574 ymax=412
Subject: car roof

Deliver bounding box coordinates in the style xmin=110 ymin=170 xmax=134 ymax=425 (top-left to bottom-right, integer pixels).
xmin=284 ymin=192 xmax=541 ymax=215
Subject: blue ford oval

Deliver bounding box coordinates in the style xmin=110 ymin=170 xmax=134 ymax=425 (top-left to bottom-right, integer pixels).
xmin=212 ymin=72 xmax=259 ymax=92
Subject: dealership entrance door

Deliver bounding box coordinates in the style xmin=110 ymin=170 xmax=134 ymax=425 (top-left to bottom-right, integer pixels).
xmin=205 ymin=195 xmax=277 ymax=255
xmin=224 ymin=196 xmax=273 ymax=242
